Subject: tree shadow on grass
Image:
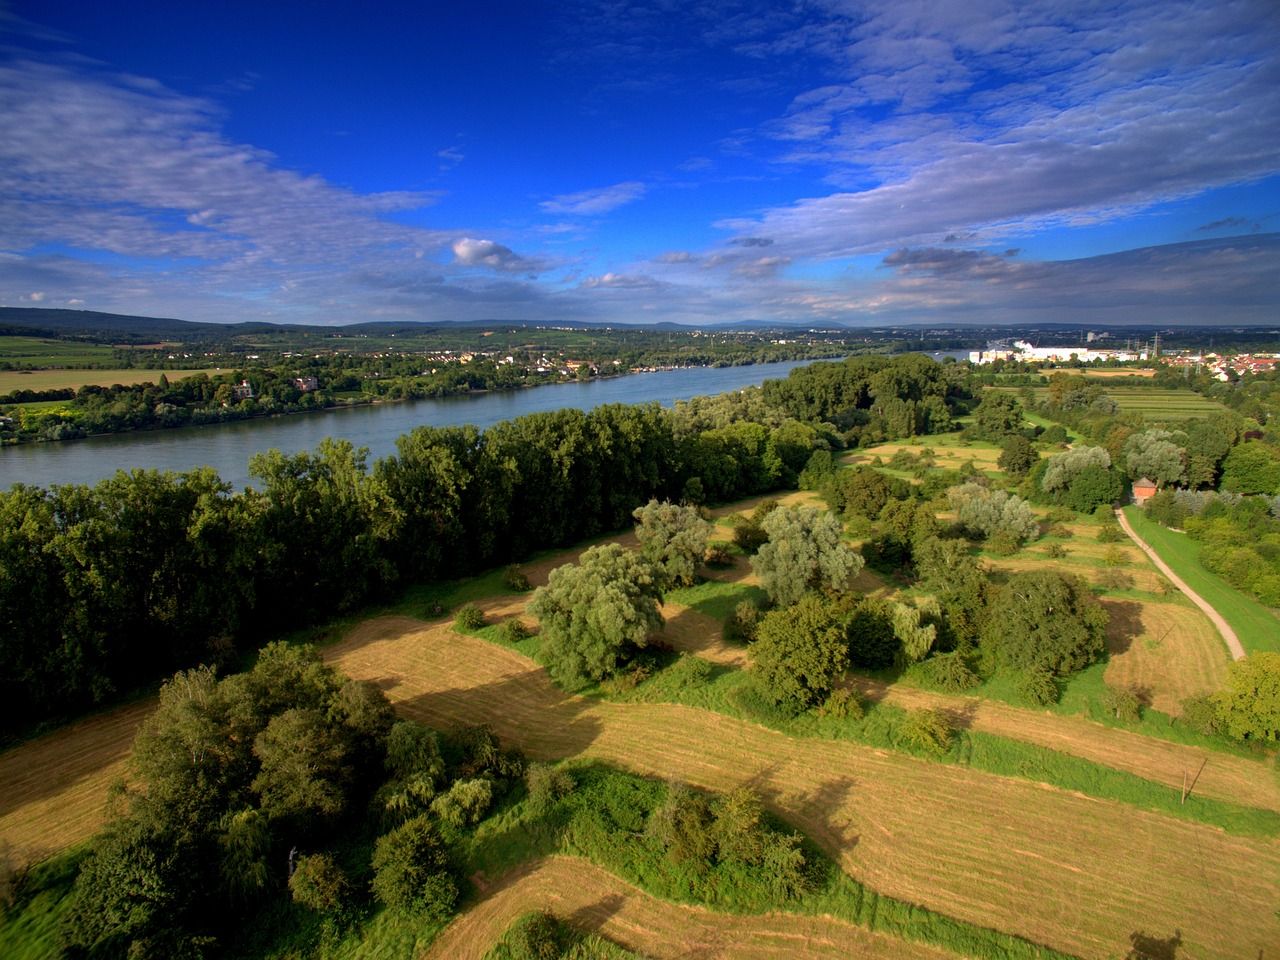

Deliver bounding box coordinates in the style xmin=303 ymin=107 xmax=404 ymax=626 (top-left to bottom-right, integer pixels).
xmin=1103 ymin=599 xmax=1146 ymax=656
xmin=1126 ymin=929 xmax=1183 ymax=960
xmin=566 ymin=891 xmax=627 ymax=937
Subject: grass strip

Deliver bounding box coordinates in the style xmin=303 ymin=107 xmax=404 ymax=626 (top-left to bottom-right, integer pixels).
xmin=1123 ymin=506 xmax=1280 ymax=654
xmin=619 ymin=658 xmax=1280 ymax=838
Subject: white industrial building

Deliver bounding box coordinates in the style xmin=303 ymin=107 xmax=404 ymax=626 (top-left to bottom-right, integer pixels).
xmin=968 ymin=340 xmax=1148 ymax=365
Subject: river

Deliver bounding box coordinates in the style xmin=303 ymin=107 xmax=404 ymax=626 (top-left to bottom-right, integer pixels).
xmin=1 ymin=360 xmax=807 ymax=491
xmin=0 ymin=351 xmax=971 ymax=490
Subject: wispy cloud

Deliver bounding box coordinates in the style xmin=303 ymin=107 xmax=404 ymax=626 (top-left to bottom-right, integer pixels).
xmin=540 ymin=180 xmax=646 ymax=216
xmin=723 ymin=0 xmax=1280 ymax=257
xmin=0 ymin=58 xmax=451 ymax=308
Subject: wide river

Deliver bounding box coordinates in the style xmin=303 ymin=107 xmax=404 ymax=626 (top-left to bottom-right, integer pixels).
xmin=1 ymin=358 xmax=863 ymax=491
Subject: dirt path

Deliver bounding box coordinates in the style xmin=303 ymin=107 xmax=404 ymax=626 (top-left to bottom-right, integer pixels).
xmin=331 ymin=617 xmax=1280 ymax=960
xmin=426 ymin=856 xmax=956 ymax=960
xmin=1115 ymin=508 xmax=1245 ymax=660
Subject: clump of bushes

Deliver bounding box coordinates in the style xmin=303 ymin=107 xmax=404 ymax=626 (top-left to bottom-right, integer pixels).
xmin=897 ymin=708 xmax=955 ymax=755
xmin=455 ymin=603 xmax=486 ymax=630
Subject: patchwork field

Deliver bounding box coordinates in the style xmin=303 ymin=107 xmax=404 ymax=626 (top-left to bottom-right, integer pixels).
xmin=993 ymin=385 xmax=1225 ymax=418
xmin=430 ymin=856 xmax=955 ymax=960
xmin=0 ymin=336 xmax=117 ymax=367
xmin=0 ymin=367 xmax=214 ymax=394
xmin=329 ymin=616 xmax=1280 ymax=960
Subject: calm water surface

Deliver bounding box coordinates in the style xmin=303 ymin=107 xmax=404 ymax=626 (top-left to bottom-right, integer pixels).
xmin=1 ymin=360 xmax=817 ymax=490
xmin=1 ymin=352 xmax=970 ymax=490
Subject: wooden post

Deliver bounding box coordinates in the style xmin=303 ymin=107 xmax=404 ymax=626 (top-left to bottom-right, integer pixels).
xmin=1181 ymin=768 xmax=1188 ymax=805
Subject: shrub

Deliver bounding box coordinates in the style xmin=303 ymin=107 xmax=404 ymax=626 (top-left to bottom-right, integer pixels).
xmin=370 ymin=815 xmax=458 ymax=917
xmin=1101 ymin=545 xmax=1127 ymax=567
xmin=1044 ymin=543 xmax=1067 ymax=559
xmin=918 ymin=651 xmax=980 ymax=693
xmin=454 ymin=603 xmax=485 ymax=630
xmin=817 ymin=687 xmax=864 ymax=721
xmin=498 ymin=618 xmax=532 ymax=645
xmin=1101 ymin=685 xmax=1142 ymax=722
xmin=703 ymin=543 xmax=733 ymax=567
xmin=525 ymin=763 xmax=575 ymax=816
xmin=1016 ymin=669 xmax=1060 ymax=706
xmin=503 ymin=911 xmax=563 ymax=960
xmin=897 ymin=708 xmax=955 ymax=755
xmin=430 ymin=777 xmax=495 ymax=827
xmin=1097 ymin=568 xmax=1135 ymax=591
xmin=289 ymin=853 xmax=349 ymax=913
xmin=1179 ymin=695 xmax=1223 ymax=736
xmin=725 ymin=600 xmax=761 ymax=644
xmin=1097 ymin=525 xmax=1122 ymax=543
xmin=504 ymin=566 xmax=531 ymax=591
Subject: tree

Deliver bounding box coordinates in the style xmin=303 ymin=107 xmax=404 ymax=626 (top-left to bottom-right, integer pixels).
xmin=998 ymin=434 xmax=1038 ymax=478
xmin=969 ymin=392 xmax=1023 ymax=440
xmin=982 ymin=570 xmax=1109 ymax=676
xmin=1124 ymin=430 xmax=1187 ymax=487
xmin=251 ymin=708 xmax=354 ymax=825
xmin=1042 ymin=445 xmax=1112 ymax=494
xmin=370 ymin=815 xmax=458 ymax=918
xmin=632 ymin=499 xmax=712 ymax=588
xmin=529 ymin=544 xmax=664 ymax=689
xmin=1220 ymin=441 xmax=1280 ymax=496
xmin=1214 ymin=652 xmax=1280 ymax=741
xmin=751 ymin=506 xmax=863 ymax=606
xmin=1040 ymin=446 xmax=1123 ymax=512
xmin=947 ymin=483 xmax=1038 ymax=544
xmin=750 ymin=594 xmax=851 ymax=712
xmin=289 ymin=853 xmax=349 ymax=913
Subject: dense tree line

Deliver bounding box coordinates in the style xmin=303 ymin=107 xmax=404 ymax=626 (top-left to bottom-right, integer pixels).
xmin=0 ymin=404 xmax=832 ymax=737
xmin=761 ymin=353 xmax=968 ymax=444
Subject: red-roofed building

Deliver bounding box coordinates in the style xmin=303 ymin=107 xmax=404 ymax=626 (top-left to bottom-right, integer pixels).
xmin=1132 ymin=478 xmax=1158 ymax=505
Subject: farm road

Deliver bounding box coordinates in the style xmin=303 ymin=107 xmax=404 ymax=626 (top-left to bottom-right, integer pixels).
xmin=1114 ymin=508 xmax=1245 ymax=660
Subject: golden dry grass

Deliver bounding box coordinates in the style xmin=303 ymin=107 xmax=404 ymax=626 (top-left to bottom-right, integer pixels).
xmin=1082 ymin=369 xmax=1157 ymax=378
xmin=329 ymin=618 xmax=1280 ymax=960
xmin=1103 ymin=600 xmax=1230 ymax=714
xmin=0 ymin=699 xmax=151 ymax=863
xmin=849 ymin=678 xmax=1274 ymax=812
xmin=428 ymin=855 xmax=957 ymax=960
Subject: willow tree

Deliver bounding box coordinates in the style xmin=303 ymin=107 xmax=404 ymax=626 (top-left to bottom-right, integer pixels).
xmin=529 ymin=543 xmax=664 ymax=689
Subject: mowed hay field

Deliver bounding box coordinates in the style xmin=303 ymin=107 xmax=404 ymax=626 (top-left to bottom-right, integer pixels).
xmin=0 ymin=367 xmax=214 ymax=393
xmin=0 ymin=699 xmax=152 ymax=863
xmin=983 ymin=518 xmax=1233 ymax=711
xmin=428 ymin=856 xmax=957 ymax=960
xmin=328 ymin=617 xmax=1280 ymax=960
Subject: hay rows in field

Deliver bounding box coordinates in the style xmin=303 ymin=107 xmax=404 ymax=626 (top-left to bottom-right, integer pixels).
xmin=428 ymin=856 xmax=956 ymax=960
xmin=0 ymin=699 xmax=152 ymax=863
xmin=329 ymin=619 xmax=1280 ymax=960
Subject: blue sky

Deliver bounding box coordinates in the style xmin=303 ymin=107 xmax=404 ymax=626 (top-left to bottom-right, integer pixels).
xmin=0 ymin=0 xmax=1277 ymax=327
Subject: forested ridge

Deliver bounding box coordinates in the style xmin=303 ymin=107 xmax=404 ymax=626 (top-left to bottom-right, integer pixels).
xmin=0 ymin=355 xmax=968 ymax=740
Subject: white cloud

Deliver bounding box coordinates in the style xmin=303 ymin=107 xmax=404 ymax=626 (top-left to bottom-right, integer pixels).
xmin=451 ymin=237 xmax=545 ymax=274
xmin=540 ymin=181 xmax=646 ymax=216
xmin=22 ymin=290 xmax=44 ymax=301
